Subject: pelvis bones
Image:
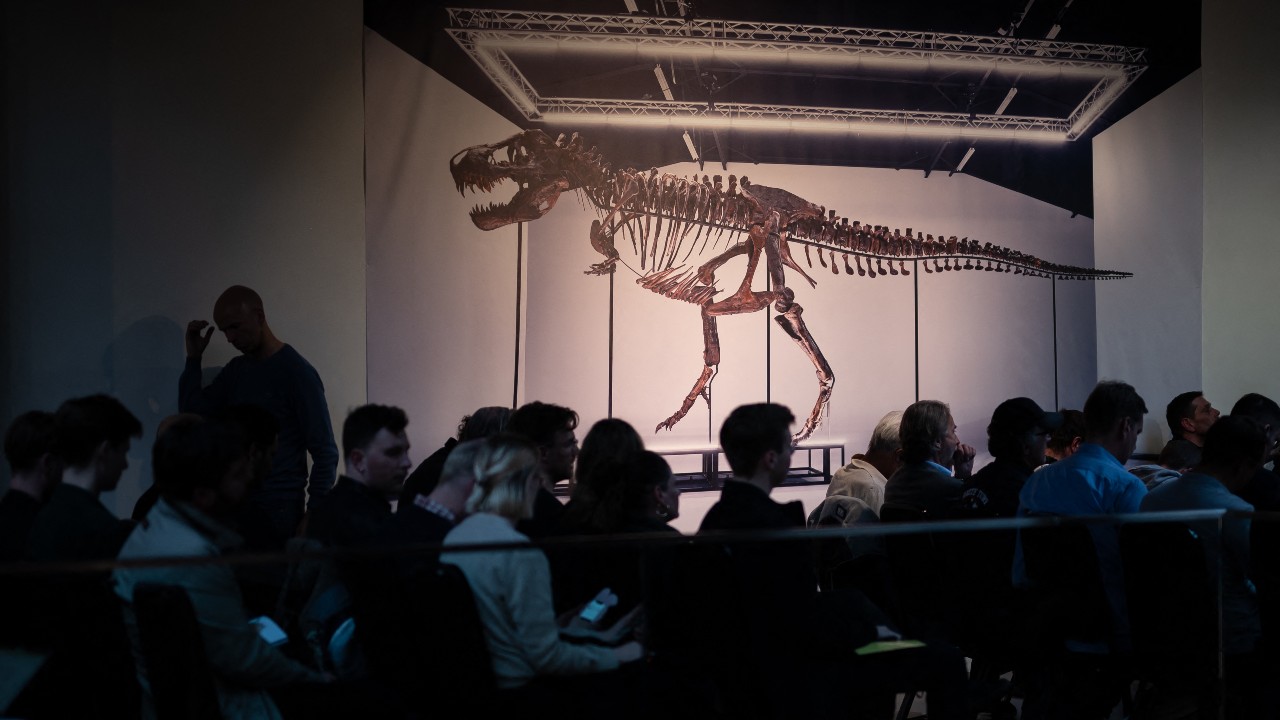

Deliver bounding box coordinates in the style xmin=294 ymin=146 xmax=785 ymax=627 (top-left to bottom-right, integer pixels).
xmin=450 ymin=130 xmax=1130 ymax=442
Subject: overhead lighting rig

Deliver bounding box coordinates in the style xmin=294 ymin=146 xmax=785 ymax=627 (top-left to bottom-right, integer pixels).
xmin=447 ymin=8 xmax=1146 ymax=142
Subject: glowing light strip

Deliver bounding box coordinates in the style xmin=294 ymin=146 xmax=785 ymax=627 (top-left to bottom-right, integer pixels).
xmin=472 ymin=32 xmax=1126 ymax=79
xmin=1065 ymin=65 xmax=1143 ymax=139
xmin=540 ymin=106 xmax=1067 ymax=142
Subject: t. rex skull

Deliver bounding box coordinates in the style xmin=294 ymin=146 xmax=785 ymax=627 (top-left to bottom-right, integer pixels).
xmin=449 ymin=129 xmax=582 ymax=230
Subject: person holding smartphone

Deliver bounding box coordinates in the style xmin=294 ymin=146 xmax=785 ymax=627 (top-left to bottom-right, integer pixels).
xmin=441 ymin=434 xmax=643 ymax=715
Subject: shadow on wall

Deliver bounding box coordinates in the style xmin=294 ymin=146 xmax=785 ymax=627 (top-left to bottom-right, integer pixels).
xmin=100 ymin=315 xmax=185 ymax=517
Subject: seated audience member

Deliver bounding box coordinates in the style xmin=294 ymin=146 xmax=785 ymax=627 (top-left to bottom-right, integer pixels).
xmin=1128 ymin=440 xmax=1192 ymax=492
xmin=399 ymin=406 xmax=510 ymax=507
xmin=114 ymin=416 xmax=329 ymax=719
xmin=27 ymin=394 xmax=142 ymax=561
xmin=132 ymin=407 xmax=277 ymax=525
xmin=0 ymin=411 xmax=57 ymax=659
xmin=884 ymin=400 xmax=975 ymax=518
xmin=1230 ymin=393 xmax=1280 ymax=511
xmin=216 ymin=405 xmax=290 ymax=617
xmin=1141 ymin=415 xmax=1268 ymax=718
xmin=307 ymin=404 xmax=411 ymax=549
xmin=950 ymin=399 xmax=1061 ymax=682
xmin=298 ymin=405 xmax=411 ymax=672
xmin=563 ymin=417 xmax=644 ymax=515
xmin=1043 ymin=408 xmax=1086 ymax=464
xmin=816 ymin=410 xmax=902 ymax=517
xmin=15 ymin=395 xmax=143 ymax=718
xmin=0 ymin=410 xmax=58 ymax=562
xmin=578 ymin=450 xmax=681 ymax=534
xmin=697 ymin=403 xmax=966 ymax=719
xmin=506 ymin=401 xmax=580 ymax=539
xmin=132 ymin=409 xmax=283 ymax=610
xmin=440 ymin=434 xmax=643 ymax=714
xmin=1015 ymin=381 xmax=1149 ymax=718
xmin=132 ymin=413 xmax=201 ymax=523
xmin=806 ymin=412 xmax=897 ymax=600
xmin=383 ymin=437 xmax=485 ymax=562
xmin=554 ymin=451 xmax=682 ymax=618
xmin=353 ymin=438 xmax=491 ymax=717
xmin=958 ymin=398 xmax=1061 ymax=519
xmin=1017 ymin=380 xmax=1147 ymax=616
xmin=1161 ymin=390 xmax=1221 ymax=470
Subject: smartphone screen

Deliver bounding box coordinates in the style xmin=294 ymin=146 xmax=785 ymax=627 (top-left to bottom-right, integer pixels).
xmin=249 ymin=615 xmax=289 ymax=646
xmin=578 ymin=587 xmax=616 ymax=623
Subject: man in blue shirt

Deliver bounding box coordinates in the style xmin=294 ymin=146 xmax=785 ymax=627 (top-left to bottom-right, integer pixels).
xmin=180 ymin=285 xmax=338 ymax=546
xmin=1017 ymin=380 xmax=1148 ymax=621
xmin=1015 ymin=380 xmax=1147 ymax=719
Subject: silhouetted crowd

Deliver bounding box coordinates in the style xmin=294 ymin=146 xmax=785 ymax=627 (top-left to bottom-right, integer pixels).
xmin=2 ymin=286 xmax=1279 ymax=720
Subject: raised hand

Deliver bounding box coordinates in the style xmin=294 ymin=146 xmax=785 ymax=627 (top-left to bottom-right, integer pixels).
xmin=952 ymin=442 xmax=977 ymax=480
xmin=185 ymin=320 xmax=215 ymax=358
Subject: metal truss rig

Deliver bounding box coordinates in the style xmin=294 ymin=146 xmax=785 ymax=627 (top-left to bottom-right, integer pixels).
xmin=447 ymin=8 xmax=1148 ymax=142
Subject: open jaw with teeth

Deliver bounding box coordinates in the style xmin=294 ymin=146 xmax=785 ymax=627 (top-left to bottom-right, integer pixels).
xmin=449 ymin=140 xmax=570 ymax=230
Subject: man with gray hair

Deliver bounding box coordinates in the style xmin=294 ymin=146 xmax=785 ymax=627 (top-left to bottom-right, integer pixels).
xmin=822 ymin=411 xmax=902 ymax=516
xmin=885 ymin=400 xmax=975 ymax=518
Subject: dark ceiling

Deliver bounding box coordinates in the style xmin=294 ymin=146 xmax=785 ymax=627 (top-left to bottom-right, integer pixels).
xmin=366 ymin=0 xmax=1201 ymax=217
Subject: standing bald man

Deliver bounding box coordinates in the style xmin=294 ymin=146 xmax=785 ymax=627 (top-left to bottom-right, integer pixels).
xmin=180 ymin=285 xmax=338 ymax=545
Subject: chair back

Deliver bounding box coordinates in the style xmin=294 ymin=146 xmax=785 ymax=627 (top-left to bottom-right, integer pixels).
xmin=1019 ymin=517 xmax=1113 ymax=651
xmin=879 ymin=502 xmax=927 ymax=524
xmin=1119 ymin=521 xmax=1217 ymax=678
xmin=877 ymin=503 xmax=952 ymax=639
xmin=131 ymin=583 xmax=221 ymax=720
xmin=356 ymin=561 xmax=497 ymax=713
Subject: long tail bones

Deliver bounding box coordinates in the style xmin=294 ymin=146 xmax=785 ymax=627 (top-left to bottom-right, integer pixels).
xmin=450 ymin=129 xmax=1131 ymax=442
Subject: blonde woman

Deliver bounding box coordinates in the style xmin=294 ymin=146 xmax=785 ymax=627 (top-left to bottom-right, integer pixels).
xmin=441 ymin=434 xmax=643 ymax=701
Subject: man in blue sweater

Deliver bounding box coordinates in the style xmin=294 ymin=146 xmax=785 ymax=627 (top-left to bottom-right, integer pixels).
xmin=180 ymin=285 xmax=337 ymax=546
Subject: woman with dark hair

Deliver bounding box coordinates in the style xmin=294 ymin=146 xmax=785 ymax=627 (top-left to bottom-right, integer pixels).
xmin=576 ymin=451 xmax=680 ymax=534
xmin=552 ymin=451 xmax=682 ymax=632
xmin=567 ymin=418 xmax=644 ymax=505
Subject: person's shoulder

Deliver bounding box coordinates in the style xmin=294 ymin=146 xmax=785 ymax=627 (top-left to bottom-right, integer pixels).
xmin=1137 ymin=475 xmax=1177 ymax=508
xmin=698 ymin=499 xmax=732 ymax=533
xmin=829 ymin=459 xmax=882 ymax=495
xmin=0 ymin=489 xmax=40 ymax=515
xmin=274 ymin=344 xmax=322 ymax=375
xmin=887 ymin=462 xmax=926 ymax=484
xmin=120 ymin=503 xmax=216 ymax=560
xmin=447 ymin=512 xmax=522 ymax=543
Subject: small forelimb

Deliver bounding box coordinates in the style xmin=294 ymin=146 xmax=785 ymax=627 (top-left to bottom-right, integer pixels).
xmin=695 ymin=240 xmax=750 ymax=286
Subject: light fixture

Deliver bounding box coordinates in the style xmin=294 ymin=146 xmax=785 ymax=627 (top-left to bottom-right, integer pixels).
xmin=682 ymin=131 xmax=699 ymax=160
xmin=539 ymin=107 xmax=1069 ymax=142
xmin=994 ymin=88 xmax=1018 ymax=116
xmin=652 ymin=64 xmax=675 ymax=101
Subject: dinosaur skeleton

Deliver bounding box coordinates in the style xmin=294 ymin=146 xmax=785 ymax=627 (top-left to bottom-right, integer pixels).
xmin=450 ymin=129 xmax=1130 ymax=442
